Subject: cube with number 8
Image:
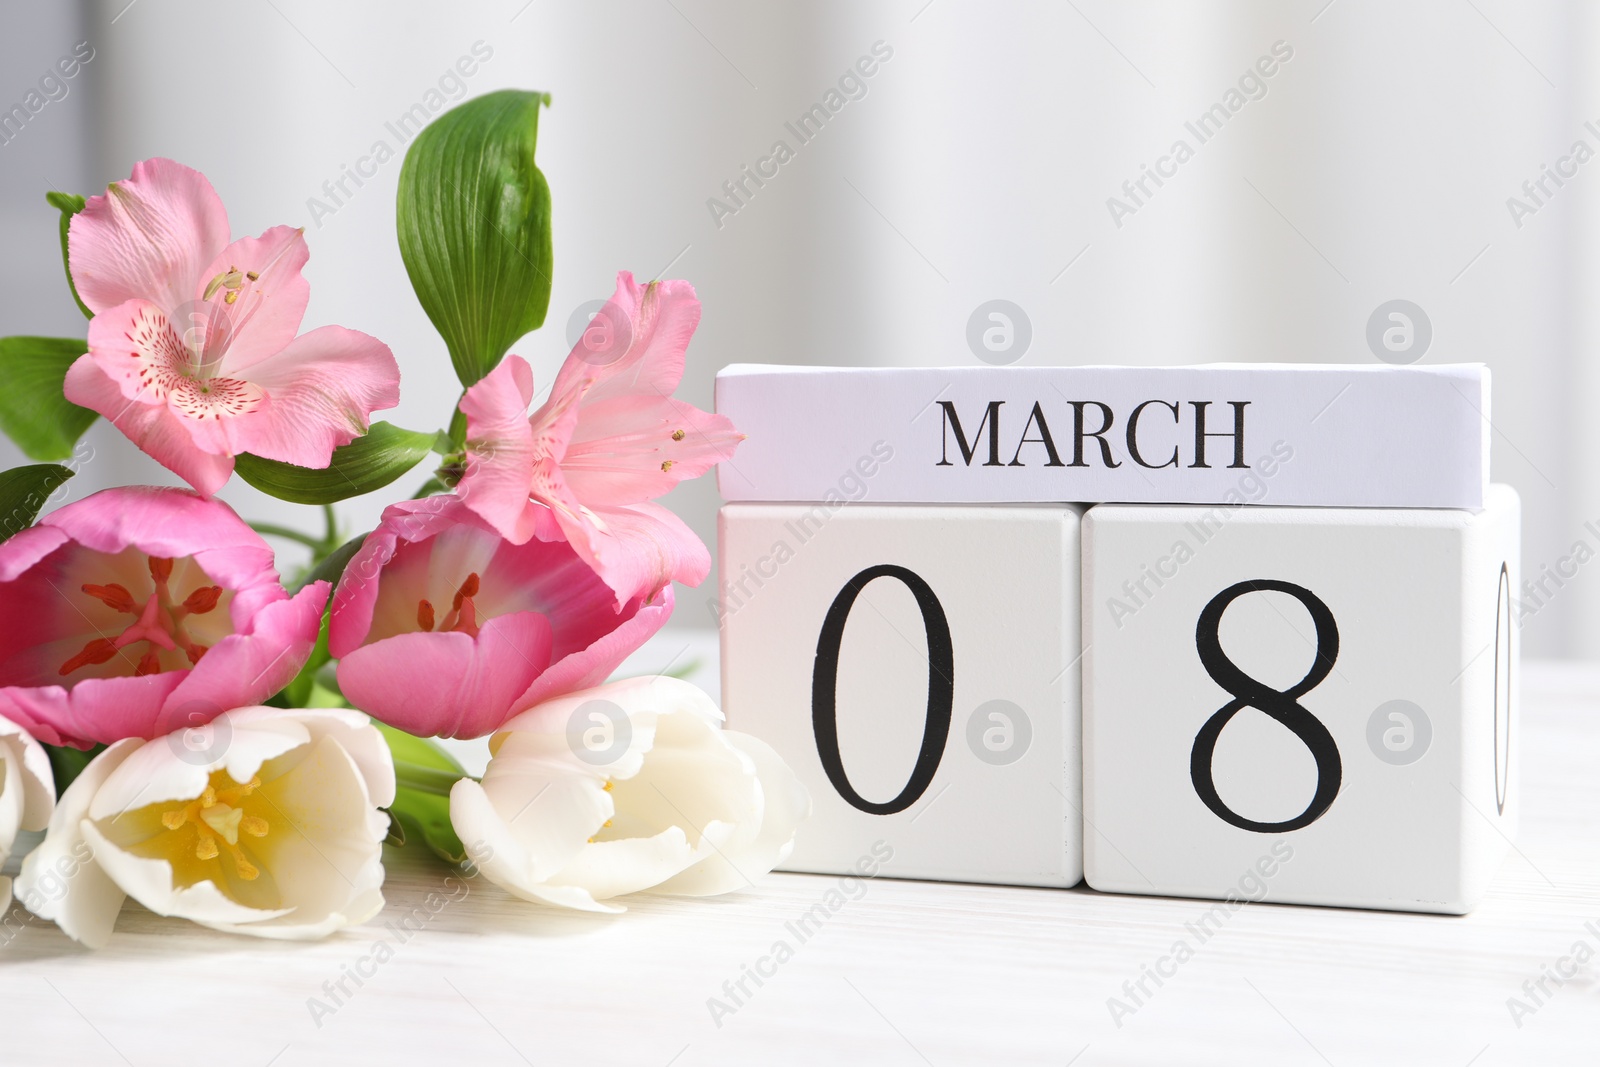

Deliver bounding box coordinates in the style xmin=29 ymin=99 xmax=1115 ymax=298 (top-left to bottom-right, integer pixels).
xmin=718 ymin=503 xmax=1083 ymax=887
xmin=1082 ymin=484 xmax=1520 ymax=913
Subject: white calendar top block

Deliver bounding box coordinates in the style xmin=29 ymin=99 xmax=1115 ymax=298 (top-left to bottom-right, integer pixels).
xmin=715 ymin=363 xmax=1489 ymax=509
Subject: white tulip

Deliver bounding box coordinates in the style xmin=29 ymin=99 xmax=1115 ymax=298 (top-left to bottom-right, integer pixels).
xmin=0 ymin=716 xmax=55 ymax=912
xmin=451 ymin=676 xmax=809 ymax=912
xmin=16 ymin=706 xmax=395 ymax=948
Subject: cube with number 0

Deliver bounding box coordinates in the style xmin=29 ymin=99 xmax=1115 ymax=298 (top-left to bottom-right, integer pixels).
xmin=718 ymin=503 xmax=1083 ymax=887
xmin=1082 ymin=485 xmax=1520 ymax=913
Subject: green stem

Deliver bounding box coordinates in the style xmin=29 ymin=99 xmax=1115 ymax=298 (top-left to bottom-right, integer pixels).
xmin=394 ymin=760 xmax=473 ymax=797
xmin=250 ymin=523 xmax=324 ymax=550
xmin=447 ymin=398 xmax=468 ymax=451
xmin=320 ymin=503 xmax=339 ymax=552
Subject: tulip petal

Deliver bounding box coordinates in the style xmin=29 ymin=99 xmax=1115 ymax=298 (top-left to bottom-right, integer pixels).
xmin=0 ymin=716 xmax=55 ymax=832
xmin=459 ymin=677 xmax=807 ymax=911
xmin=545 ymin=825 xmax=706 ymax=900
xmin=37 ymin=485 xmax=278 ymax=589
xmin=224 ymin=705 xmax=397 ymax=810
xmin=511 ymin=583 xmax=674 ymax=712
xmin=15 ymin=738 xmax=144 ymax=949
xmin=231 ymin=325 xmax=400 ymax=468
xmin=83 ymin=821 xmax=298 ymax=926
xmin=164 ymin=581 xmax=328 ymax=724
xmin=0 ymin=719 xmax=55 ymax=913
xmin=656 ymin=731 xmax=811 ymax=896
xmin=0 ymin=673 xmax=189 ymax=749
xmin=553 ymin=500 xmax=711 ymax=605
xmin=68 ymin=157 xmax=232 ymax=317
xmin=206 ymin=735 xmax=387 ymax=938
xmin=451 ymin=779 xmax=623 ymax=914
xmin=337 ymin=611 xmax=554 ymax=738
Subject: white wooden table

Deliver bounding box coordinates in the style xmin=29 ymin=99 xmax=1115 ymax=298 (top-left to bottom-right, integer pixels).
xmin=3 ymin=633 xmax=1596 ymax=1066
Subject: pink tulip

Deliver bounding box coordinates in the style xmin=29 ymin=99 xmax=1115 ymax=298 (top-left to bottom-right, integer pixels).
xmin=456 ymin=272 xmax=742 ymax=604
xmin=329 ymin=495 xmax=672 ymax=739
xmin=0 ymin=487 xmax=328 ymax=748
xmin=62 ymin=157 xmax=401 ymax=497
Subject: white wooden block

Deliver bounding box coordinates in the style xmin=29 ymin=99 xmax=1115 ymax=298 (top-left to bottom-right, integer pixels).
xmin=1082 ymin=485 xmax=1521 ymax=913
xmin=718 ymin=503 xmax=1083 ymax=887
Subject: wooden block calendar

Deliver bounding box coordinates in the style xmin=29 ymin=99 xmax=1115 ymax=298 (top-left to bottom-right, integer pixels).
xmin=716 ymin=363 xmax=1490 ymax=508
xmin=714 ymin=363 xmax=1520 ymax=914
xmin=1081 ymin=486 xmax=1520 ymax=913
xmin=719 ymin=504 xmax=1083 ymax=887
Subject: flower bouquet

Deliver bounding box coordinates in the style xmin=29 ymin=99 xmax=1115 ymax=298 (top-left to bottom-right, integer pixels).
xmin=0 ymin=90 xmax=807 ymax=948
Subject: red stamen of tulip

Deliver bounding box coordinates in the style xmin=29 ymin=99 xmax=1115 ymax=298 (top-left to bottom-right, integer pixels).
xmin=59 ymin=637 xmax=118 ymax=676
xmin=82 ymin=583 xmax=137 ymax=613
xmin=182 ymin=585 xmax=222 ymax=614
xmin=437 ymin=573 xmax=482 ymax=638
xmin=59 ymin=557 xmax=229 ymax=677
xmin=417 ymin=599 xmax=435 ymax=632
xmin=452 ymin=572 xmax=480 ymax=610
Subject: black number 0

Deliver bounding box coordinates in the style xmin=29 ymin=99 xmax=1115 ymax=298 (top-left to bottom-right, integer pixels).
xmin=812 ymin=565 xmax=954 ymax=815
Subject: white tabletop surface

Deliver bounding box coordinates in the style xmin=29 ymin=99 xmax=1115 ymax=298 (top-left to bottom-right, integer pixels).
xmin=3 ymin=631 xmax=1596 ymax=1066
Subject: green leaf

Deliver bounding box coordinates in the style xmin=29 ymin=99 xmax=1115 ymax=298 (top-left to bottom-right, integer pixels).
xmin=233 ymin=422 xmax=436 ymax=504
xmin=397 ymin=89 xmax=554 ymax=387
xmin=298 ymin=532 xmax=367 ymax=592
xmin=0 ymin=336 xmax=97 ymax=461
xmin=279 ymin=610 xmax=333 ymax=708
xmin=375 ymin=721 xmax=470 ymax=865
xmin=45 ymin=192 xmax=91 ymax=320
xmin=45 ymin=742 xmax=104 ymax=794
xmin=0 ymin=463 xmax=73 ymax=543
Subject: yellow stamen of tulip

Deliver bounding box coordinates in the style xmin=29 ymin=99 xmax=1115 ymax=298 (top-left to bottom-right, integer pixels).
xmin=157 ymin=772 xmax=268 ymax=880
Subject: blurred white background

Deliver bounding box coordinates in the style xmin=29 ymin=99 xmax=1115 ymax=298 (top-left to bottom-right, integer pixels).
xmin=0 ymin=0 xmax=1591 ymax=656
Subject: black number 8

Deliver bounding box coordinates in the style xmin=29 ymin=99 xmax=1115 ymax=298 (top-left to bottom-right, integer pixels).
xmin=812 ymin=565 xmax=954 ymax=815
xmin=1191 ymin=579 xmax=1343 ymax=833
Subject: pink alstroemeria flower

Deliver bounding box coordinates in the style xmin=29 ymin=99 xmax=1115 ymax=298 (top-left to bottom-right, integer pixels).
xmin=329 ymin=496 xmax=672 ymax=739
xmin=456 ymin=272 xmax=743 ymax=604
xmin=0 ymin=487 xmax=328 ymax=749
xmin=63 ymin=157 xmax=400 ymax=497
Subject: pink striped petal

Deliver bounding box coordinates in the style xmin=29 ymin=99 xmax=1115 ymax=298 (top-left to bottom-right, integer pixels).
xmin=67 ymin=158 xmax=231 ymax=317
xmin=549 ymin=274 xmax=699 ymax=404
xmin=230 ymin=325 xmax=400 ymax=467
xmin=562 ymin=392 xmax=742 ymax=507
xmin=458 ymin=355 xmax=541 ymax=544
xmin=63 ymin=355 xmax=235 ymax=497
xmin=195 ymin=226 xmax=311 ymax=373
